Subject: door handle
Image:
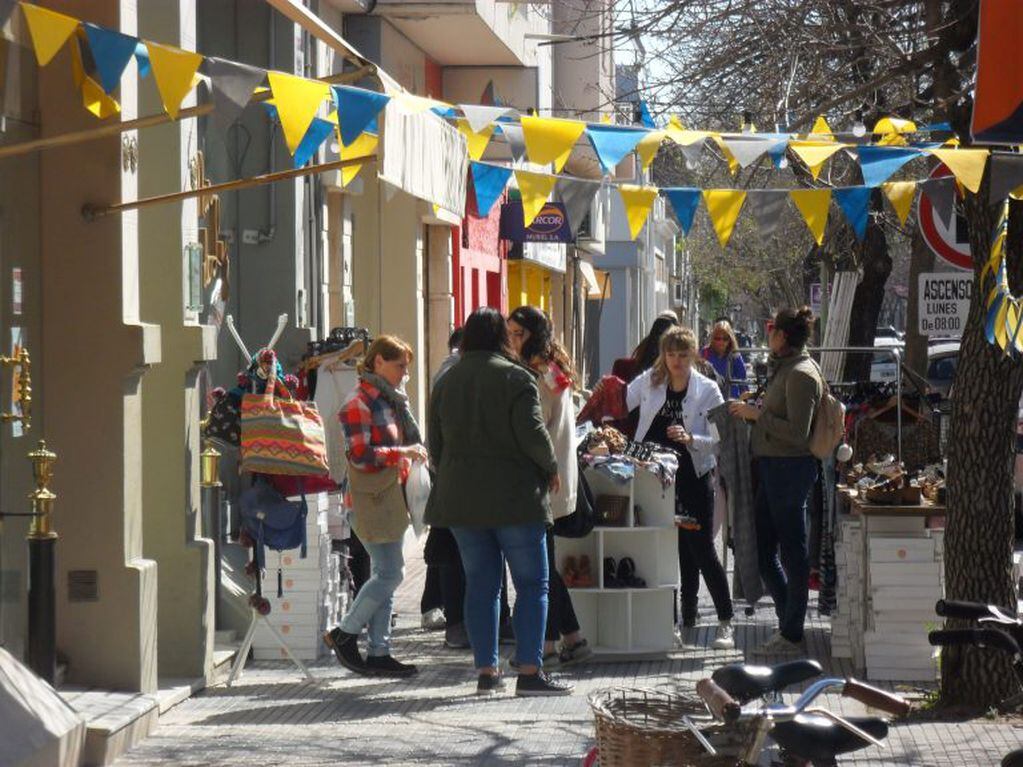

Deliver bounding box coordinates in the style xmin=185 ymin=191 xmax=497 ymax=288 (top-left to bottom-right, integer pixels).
xmin=0 ymin=347 xmax=31 ymax=430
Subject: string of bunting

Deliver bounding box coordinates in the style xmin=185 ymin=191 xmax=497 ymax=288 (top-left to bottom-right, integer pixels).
xmin=15 ymin=2 xmax=1023 ymax=249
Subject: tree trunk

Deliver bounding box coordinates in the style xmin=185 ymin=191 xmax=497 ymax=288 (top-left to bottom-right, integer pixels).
xmin=904 ymin=228 xmax=936 ymax=379
xmin=843 ymin=215 xmax=891 ymax=381
xmin=940 ymin=182 xmax=1023 ymax=709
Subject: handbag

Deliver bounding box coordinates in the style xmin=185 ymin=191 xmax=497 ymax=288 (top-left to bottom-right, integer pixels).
xmin=204 ymin=388 xmax=242 ymax=447
xmin=346 ymin=466 xmax=410 ymax=543
xmin=240 ymin=354 xmax=330 ymax=476
xmin=552 ymin=467 xmax=596 ymax=538
xmin=239 ymin=477 xmax=308 ymax=595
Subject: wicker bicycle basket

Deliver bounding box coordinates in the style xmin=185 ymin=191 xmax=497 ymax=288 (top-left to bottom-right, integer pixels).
xmin=588 ymin=688 xmax=732 ymax=767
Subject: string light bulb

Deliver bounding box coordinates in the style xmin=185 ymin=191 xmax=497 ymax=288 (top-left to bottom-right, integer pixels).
xmin=852 ymin=110 xmax=867 ymax=138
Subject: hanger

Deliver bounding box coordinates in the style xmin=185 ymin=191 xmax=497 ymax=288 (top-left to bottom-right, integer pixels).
xmin=301 ymin=338 xmax=367 ymax=372
xmin=867 ymin=395 xmax=929 ymax=423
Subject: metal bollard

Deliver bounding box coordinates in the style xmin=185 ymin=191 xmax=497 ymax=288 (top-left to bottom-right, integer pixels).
xmin=26 ymin=440 xmax=57 ymax=684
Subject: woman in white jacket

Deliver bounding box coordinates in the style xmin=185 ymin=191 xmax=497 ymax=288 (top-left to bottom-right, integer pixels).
xmin=627 ymin=326 xmax=735 ymax=649
xmin=508 ymin=306 xmax=591 ymax=666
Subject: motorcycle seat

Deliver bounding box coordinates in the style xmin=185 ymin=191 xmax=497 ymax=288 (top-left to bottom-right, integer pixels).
xmin=711 ymin=659 xmax=824 ymax=702
xmin=770 ymin=714 xmax=889 ymax=761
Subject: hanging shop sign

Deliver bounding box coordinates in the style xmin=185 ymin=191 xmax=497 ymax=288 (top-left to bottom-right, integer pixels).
xmin=508 ymin=241 xmax=568 ymax=273
xmin=919 ymin=164 xmax=971 ymax=270
xmin=500 ymin=201 xmax=573 ymax=243
xmin=918 ymin=271 xmax=972 ymax=337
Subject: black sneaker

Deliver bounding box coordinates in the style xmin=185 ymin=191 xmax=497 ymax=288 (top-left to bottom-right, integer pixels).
xmin=476 ymin=673 xmax=508 ymax=696
xmin=323 ymin=627 xmax=366 ymax=674
xmin=515 ymin=670 xmax=574 ymax=697
xmin=365 ymin=655 xmax=418 ymax=677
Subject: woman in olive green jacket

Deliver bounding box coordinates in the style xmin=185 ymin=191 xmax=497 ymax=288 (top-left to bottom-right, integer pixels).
xmin=426 ymin=307 xmax=572 ymax=698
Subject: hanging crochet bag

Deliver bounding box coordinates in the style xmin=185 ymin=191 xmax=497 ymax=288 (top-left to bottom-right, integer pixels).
xmin=241 ymin=351 xmax=330 ymax=476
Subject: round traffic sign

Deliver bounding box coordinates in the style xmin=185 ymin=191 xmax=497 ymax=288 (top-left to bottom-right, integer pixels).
xmin=918 ymin=163 xmax=971 ymax=270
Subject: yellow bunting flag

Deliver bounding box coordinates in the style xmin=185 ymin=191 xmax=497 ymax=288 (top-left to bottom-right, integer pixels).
xmin=514 ymin=169 xmax=558 ymax=227
xmin=926 ymin=148 xmax=990 ymax=194
xmin=618 ymin=185 xmax=659 ymax=240
xmin=875 ymin=116 xmax=916 ymax=143
xmin=881 ymin=181 xmax=917 ymax=225
xmin=20 ymin=3 xmax=79 ymax=67
xmin=394 ymin=93 xmax=447 ymax=114
xmin=789 ymin=189 xmax=832 ymax=245
xmin=267 ymin=71 xmax=329 ymax=155
xmin=810 ymin=115 xmax=834 ymax=138
xmin=456 ymin=119 xmax=495 ymax=162
xmin=521 ymin=116 xmax=587 ymax=173
xmin=711 ymin=134 xmax=740 ymax=175
xmin=600 ymin=113 xmax=612 ymax=124
xmin=703 ymin=190 xmax=747 ymax=248
xmin=669 ymin=115 xmax=685 ymax=131
xmin=340 ymin=131 xmax=378 ymax=187
xmin=667 ymin=128 xmax=708 ymax=147
xmin=637 ymin=130 xmax=666 ymax=169
xmin=145 ymin=42 xmax=203 ymax=119
xmin=81 ymin=75 xmax=120 ymax=119
xmin=789 ymin=141 xmax=848 ymax=180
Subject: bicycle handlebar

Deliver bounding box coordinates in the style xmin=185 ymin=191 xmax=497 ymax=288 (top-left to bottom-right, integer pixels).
xmin=929 ymin=628 xmax=1021 ymax=655
xmin=696 ymin=678 xmax=741 ymax=724
xmin=842 ymin=679 xmax=911 ymax=717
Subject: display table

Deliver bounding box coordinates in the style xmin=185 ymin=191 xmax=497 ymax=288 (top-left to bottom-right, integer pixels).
xmin=831 ymin=487 xmax=946 ymax=681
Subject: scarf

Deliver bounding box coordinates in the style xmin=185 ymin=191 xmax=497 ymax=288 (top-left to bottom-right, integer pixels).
xmin=361 ymin=372 xmax=422 ymax=446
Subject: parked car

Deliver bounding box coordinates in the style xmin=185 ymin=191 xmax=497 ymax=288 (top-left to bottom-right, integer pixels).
xmin=926 ymin=341 xmax=960 ymax=398
xmin=870 ymin=337 xmax=903 ymax=383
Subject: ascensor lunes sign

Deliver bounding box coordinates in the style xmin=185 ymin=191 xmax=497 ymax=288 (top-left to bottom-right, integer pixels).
xmin=499 ymin=201 xmax=573 ymax=243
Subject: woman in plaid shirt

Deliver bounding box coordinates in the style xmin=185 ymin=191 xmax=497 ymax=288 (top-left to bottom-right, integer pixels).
xmin=324 ymin=336 xmax=427 ymax=678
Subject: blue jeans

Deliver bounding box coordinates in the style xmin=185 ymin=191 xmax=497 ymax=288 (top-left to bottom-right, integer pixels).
xmin=755 ymin=456 xmax=819 ymax=643
xmin=340 ymin=540 xmax=404 ymax=657
xmin=451 ymin=523 xmax=548 ymax=670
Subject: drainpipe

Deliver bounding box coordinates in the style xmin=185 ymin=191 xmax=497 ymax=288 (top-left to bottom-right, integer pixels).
xmin=259 ymin=12 xmax=278 ymax=244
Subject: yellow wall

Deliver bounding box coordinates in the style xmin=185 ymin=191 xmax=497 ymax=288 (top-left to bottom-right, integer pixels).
xmin=507 ymin=261 xmax=553 ymax=315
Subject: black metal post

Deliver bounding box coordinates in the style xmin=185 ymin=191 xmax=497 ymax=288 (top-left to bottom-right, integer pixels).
xmin=202 ymin=484 xmax=223 ymax=628
xmin=27 ymin=535 xmax=56 ymax=684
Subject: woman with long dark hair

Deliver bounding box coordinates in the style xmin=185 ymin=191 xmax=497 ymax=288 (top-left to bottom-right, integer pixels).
xmin=508 ymin=306 xmax=591 ymax=667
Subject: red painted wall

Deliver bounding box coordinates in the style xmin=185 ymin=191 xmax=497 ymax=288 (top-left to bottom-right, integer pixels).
xmin=452 ymin=188 xmax=508 ymax=324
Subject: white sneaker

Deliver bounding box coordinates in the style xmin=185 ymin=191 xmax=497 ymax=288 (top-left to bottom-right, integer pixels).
xmin=421 ymin=608 xmax=445 ymax=631
xmin=753 ymin=632 xmax=804 ymax=656
xmin=712 ymin=621 xmax=735 ymax=650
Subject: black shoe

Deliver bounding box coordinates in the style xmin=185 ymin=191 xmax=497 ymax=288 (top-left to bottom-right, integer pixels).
xmin=515 ymin=669 xmax=574 ymax=697
xmin=324 ymin=627 xmax=366 ymax=673
xmin=476 ymin=673 xmax=508 ymax=696
xmin=365 ymin=655 xmax=418 ymax=677
xmin=444 ymin=622 xmax=471 ymax=649
xmin=499 ymin=621 xmax=516 ymax=645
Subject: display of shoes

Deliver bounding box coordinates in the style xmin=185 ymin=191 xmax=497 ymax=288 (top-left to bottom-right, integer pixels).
xmin=574 ymin=555 xmax=594 ymax=587
xmin=615 ymin=556 xmax=646 ymax=588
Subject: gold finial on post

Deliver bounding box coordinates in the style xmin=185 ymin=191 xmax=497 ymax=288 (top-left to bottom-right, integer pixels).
xmin=27 ymin=440 xmax=57 ymax=540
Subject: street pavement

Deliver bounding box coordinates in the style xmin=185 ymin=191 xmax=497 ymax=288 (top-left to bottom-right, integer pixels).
xmin=114 ymin=541 xmax=1023 ymax=766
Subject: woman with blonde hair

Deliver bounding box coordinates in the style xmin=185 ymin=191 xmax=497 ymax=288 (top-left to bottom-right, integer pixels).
xmin=627 ymin=326 xmax=734 ymax=648
xmin=702 ymin=319 xmax=747 ymax=399
xmin=324 ymin=335 xmax=427 ymax=677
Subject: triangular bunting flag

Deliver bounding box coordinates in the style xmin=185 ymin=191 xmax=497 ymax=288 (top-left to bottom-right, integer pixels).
xmin=554 ymin=177 xmax=601 ymax=235
xmin=292 ymin=116 xmax=334 ymax=168
xmin=665 ymin=128 xmax=709 ymax=147
xmin=206 ymin=57 xmax=265 ymax=133
xmin=789 ymin=189 xmax=833 ymax=245
xmin=460 ymin=104 xmax=515 ymax=134
xmin=702 ymin=190 xmax=747 ymax=247
xmin=638 ymin=101 xmax=656 ymax=129
xmin=144 ymin=41 xmax=203 ymax=119
xmin=662 ymin=188 xmax=701 ymax=236
xmin=637 ymin=130 xmax=666 ymax=169
xmin=854 ymin=146 xmax=920 ymax=187
xmin=333 ymin=85 xmax=390 ymax=147
xmin=711 ymin=135 xmax=740 ymax=175
xmin=393 ymin=92 xmax=446 ymax=115
xmin=20 ymin=3 xmax=79 ymax=67
xmin=470 ymin=162 xmax=512 ymax=217
xmin=810 ymin=115 xmax=833 ymax=137
xmin=789 ymin=141 xmax=847 ymax=180
xmin=989 ymin=154 xmax=1023 ymax=202
xmin=746 ymin=190 xmax=789 ymax=239
xmin=587 ymin=124 xmax=646 ymax=174
xmin=268 ymin=71 xmax=329 ymax=155
xmin=834 ymin=187 xmax=873 ymax=240
xmin=340 ymin=131 xmax=378 ymax=187
xmin=680 ymin=140 xmax=705 ymax=169
xmin=521 ymin=116 xmax=586 ymax=173
xmin=81 ymin=74 xmax=120 ymax=119
xmin=83 ymin=23 xmax=140 ymax=93
xmin=135 ymin=42 xmax=150 ymax=78
xmin=618 ymin=185 xmax=659 ymax=240
xmin=768 ymin=141 xmax=789 ymax=169
xmin=500 ymin=123 xmax=527 ymax=162
xmin=881 ymin=181 xmax=917 ymax=225
xmin=514 ymin=170 xmax=558 ymax=227
xmin=457 ymin=120 xmax=495 ymax=162
xmin=925 ymin=176 xmax=957 ymax=228
xmin=722 ymin=136 xmax=782 ymax=169
xmin=926 ymin=148 xmax=990 ymax=194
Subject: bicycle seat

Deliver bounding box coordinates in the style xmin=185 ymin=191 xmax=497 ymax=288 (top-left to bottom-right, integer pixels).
xmin=770 ymin=714 xmax=889 ymax=761
xmin=711 ymin=659 xmax=823 ymax=702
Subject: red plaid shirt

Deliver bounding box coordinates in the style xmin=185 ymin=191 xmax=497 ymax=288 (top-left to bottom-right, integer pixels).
xmin=339 ymin=379 xmax=404 ymax=472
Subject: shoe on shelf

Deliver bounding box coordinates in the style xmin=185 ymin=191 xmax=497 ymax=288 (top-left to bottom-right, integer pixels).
xmin=516 ymin=669 xmax=574 ymax=697
xmin=365 ymin=654 xmax=418 ymax=677
xmin=476 ymin=672 xmax=508 ymax=696
xmin=574 ymin=555 xmax=594 ymax=587
xmin=712 ymin=621 xmax=735 ymax=650
xmin=421 ymin=608 xmax=446 ymax=631
xmin=753 ymin=631 xmax=804 ymax=657
xmin=444 ymin=622 xmax=471 ymax=649
xmin=562 ymin=555 xmax=579 ymax=587
xmin=499 ymin=621 xmax=516 ymax=645
xmin=323 ymin=627 xmax=367 ymax=674
xmin=558 ymin=639 xmax=592 ymax=666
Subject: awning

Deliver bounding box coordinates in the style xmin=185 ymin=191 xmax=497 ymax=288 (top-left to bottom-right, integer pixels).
xmin=578 ymin=260 xmax=609 ymax=299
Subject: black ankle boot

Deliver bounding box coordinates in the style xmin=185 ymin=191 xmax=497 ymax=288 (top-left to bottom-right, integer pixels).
xmin=365 ymin=655 xmax=418 ymax=677
xmin=323 ymin=627 xmax=366 ymax=673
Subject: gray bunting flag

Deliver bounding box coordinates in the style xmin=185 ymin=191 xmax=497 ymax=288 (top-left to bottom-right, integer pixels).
xmin=554 ymin=177 xmax=602 ymax=235
xmin=460 ymin=104 xmax=517 ymax=134
xmin=721 ymin=136 xmax=779 ymax=169
xmin=680 ymin=140 xmax=705 ymax=168
xmin=989 ymin=154 xmax=1023 ymax=205
xmin=500 ymin=123 xmax=527 ymax=162
xmin=746 ymin=190 xmax=789 ymax=239
xmin=206 ymin=57 xmax=266 ymax=134
xmin=925 ymin=176 xmax=957 ymax=228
